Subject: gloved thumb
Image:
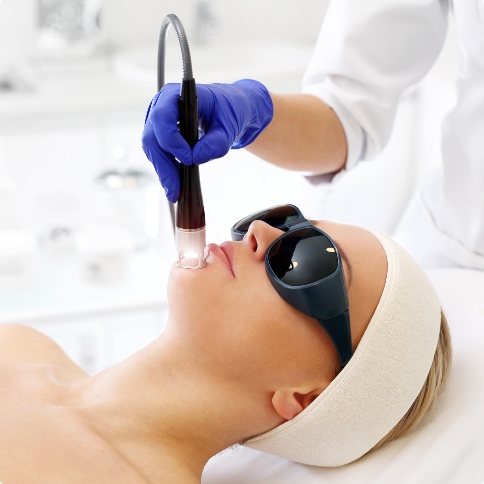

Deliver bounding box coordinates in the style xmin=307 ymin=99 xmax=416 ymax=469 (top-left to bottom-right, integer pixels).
xmin=192 ymin=127 xmax=232 ymax=165
xmin=151 ymin=114 xmax=193 ymax=166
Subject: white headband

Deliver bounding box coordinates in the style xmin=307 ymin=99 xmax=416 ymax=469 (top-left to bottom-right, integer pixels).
xmin=245 ymin=231 xmax=441 ymax=466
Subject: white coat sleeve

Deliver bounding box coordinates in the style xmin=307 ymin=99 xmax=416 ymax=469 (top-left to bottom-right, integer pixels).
xmin=302 ymin=0 xmax=449 ymax=172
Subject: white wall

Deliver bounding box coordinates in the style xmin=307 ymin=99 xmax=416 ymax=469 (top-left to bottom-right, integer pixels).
xmin=102 ymin=0 xmax=330 ymax=49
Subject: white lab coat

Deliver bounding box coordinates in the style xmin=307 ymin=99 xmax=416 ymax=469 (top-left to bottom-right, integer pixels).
xmin=302 ymin=0 xmax=484 ymax=270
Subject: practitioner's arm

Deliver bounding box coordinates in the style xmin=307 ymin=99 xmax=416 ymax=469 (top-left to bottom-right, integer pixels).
xmin=246 ymin=93 xmax=347 ymax=174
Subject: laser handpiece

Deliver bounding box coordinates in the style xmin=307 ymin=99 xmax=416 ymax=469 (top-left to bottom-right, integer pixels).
xmin=157 ymin=14 xmax=206 ymax=269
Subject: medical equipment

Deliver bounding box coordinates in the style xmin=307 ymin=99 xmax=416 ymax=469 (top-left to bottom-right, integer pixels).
xmin=232 ymin=204 xmax=352 ymax=367
xmin=157 ymin=14 xmax=206 ymax=269
xmin=244 ymin=230 xmax=441 ymax=467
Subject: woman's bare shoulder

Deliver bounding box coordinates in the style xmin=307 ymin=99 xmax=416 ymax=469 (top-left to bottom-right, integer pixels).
xmin=0 ymin=324 xmax=87 ymax=376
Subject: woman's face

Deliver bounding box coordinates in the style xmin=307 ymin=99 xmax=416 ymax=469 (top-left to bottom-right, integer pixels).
xmin=167 ymin=219 xmax=387 ymax=393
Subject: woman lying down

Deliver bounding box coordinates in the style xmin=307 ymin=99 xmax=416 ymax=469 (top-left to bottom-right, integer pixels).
xmin=0 ymin=205 xmax=451 ymax=484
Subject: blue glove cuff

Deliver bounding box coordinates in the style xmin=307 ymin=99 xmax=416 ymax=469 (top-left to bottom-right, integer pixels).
xmin=231 ymin=79 xmax=274 ymax=149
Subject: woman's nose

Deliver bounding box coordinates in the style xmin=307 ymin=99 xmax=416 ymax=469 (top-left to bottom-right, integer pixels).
xmin=244 ymin=220 xmax=285 ymax=261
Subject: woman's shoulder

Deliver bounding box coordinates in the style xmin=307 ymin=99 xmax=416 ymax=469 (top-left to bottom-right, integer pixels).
xmin=0 ymin=324 xmax=64 ymax=363
xmin=0 ymin=324 xmax=87 ymax=377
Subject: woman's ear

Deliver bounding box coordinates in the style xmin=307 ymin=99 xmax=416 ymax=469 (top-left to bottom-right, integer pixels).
xmin=272 ymin=387 xmax=324 ymax=421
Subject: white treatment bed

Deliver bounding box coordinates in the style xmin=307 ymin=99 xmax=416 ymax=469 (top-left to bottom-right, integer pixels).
xmin=202 ymin=269 xmax=484 ymax=484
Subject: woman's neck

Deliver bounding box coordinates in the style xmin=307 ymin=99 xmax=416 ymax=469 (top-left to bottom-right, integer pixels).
xmin=73 ymin=325 xmax=267 ymax=483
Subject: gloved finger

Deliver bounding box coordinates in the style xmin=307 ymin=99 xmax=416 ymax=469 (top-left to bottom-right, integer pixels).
xmin=192 ymin=127 xmax=232 ymax=165
xmin=144 ymin=90 xmax=162 ymax=125
xmin=151 ymin=115 xmax=193 ymax=166
xmin=150 ymin=85 xmax=193 ymax=166
xmin=142 ymin=119 xmax=180 ymax=202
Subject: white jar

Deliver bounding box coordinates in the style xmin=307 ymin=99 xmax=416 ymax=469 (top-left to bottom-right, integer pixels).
xmin=0 ymin=229 xmax=37 ymax=291
xmin=95 ymin=168 xmax=160 ymax=250
xmin=74 ymin=225 xmax=134 ymax=284
xmin=0 ymin=0 xmax=36 ymax=64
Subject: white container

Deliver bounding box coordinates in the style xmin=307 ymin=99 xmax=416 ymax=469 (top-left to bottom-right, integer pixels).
xmin=74 ymin=225 xmax=134 ymax=284
xmin=0 ymin=229 xmax=37 ymax=291
xmin=0 ymin=0 xmax=36 ymax=64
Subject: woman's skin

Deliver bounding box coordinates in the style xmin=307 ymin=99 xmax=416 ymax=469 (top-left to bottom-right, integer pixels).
xmin=0 ymin=220 xmax=386 ymax=484
xmin=246 ymin=94 xmax=348 ymax=174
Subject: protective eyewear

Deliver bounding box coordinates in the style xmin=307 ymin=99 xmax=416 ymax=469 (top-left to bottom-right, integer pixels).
xmin=231 ymin=204 xmax=352 ymax=367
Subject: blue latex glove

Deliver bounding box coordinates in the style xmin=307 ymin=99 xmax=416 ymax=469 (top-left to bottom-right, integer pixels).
xmin=142 ymin=79 xmax=273 ymax=202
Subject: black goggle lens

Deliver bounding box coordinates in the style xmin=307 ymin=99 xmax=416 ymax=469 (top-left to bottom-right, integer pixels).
xmin=268 ymin=228 xmax=338 ymax=287
xmin=233 ymin=205 xmax=299 ymax=233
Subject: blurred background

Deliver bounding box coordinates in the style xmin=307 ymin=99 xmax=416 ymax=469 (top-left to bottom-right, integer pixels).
xmin=0 ymin=0 xmax=459 ymax=373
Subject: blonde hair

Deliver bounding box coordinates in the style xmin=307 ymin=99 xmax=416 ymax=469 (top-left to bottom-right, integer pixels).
xmin=371 ymin=310 xmax=452 ymax=451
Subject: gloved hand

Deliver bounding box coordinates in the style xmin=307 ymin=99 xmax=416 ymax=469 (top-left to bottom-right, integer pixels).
xmin=142 ymin=79 xmax=273 ymax=202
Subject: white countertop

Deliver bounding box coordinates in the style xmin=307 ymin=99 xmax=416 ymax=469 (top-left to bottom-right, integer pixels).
xmin=0 ymin=56 xmax=155 ymax=132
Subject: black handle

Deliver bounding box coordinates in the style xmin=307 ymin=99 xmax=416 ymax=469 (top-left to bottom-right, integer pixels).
xmin=178 ymin=78 xmax=198 ymax=148
xmin=176 ymin=78 xmax=206 ymax=230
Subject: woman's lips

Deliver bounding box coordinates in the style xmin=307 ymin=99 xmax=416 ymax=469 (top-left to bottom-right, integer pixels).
xmin=205 ymin=242 xmax=235 ymax=277
xmin=220 ymin=241 xmax=236 ymax=276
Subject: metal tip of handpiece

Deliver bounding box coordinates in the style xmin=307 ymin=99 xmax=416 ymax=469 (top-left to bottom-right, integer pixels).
xmin=175 ymin=226 xmax=207 ymax=270
xmin=177 ymin=252 xmax=207 ymax=269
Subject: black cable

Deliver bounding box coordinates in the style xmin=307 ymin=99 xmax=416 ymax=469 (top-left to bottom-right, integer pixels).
xmin=157 ymin=14 xmax=194 ymax=234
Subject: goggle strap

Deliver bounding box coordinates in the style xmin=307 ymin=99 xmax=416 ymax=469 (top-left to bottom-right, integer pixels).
xmin=318 ymin=310 xmax=352 ymax=367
